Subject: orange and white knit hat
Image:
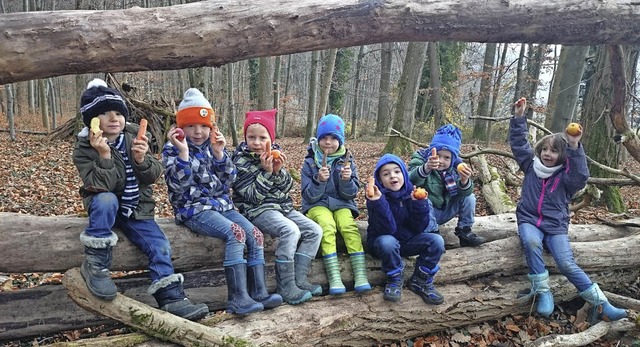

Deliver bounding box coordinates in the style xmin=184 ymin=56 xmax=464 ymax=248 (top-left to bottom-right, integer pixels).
xmin=176 ymin=88 xmax=215 ymax=129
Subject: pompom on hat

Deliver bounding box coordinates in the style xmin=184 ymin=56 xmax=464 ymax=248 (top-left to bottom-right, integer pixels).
xmin=176 ymin=88 xmax=215 ymax=129
xmin=316 ymin=114 xmax=345 ymax=146
xmin=244 ymin=109 xmax=277 ymax=142
xmin=80 ymin=78 xmax=129 ymax=126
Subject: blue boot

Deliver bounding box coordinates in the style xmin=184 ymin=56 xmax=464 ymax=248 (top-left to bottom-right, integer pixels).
xmin=224 ymin=264 xmax=264 ymax=315
xmin=275 ymin=260 xmax=312 ymax=305
xmin=247 ymin=264 xmax=283 ymax=309
xmin=579 ymin=283 xmax=627 ymax=323
xmin=408 ymin=264 xmax=444 ymax=305
xmin=149 ymin=274 xmax=209 ymax=321
xmin=383 ymin=270 xmax=403 ymax=302
xmin=522 ymin=270 xmax=554 ymax=317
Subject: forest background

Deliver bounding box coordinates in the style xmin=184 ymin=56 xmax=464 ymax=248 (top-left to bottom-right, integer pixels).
xmin=2 ymin=0 xmax=640 ymax=346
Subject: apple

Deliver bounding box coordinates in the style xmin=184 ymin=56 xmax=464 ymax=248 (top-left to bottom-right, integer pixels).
xmin=175 ymin=128 xmax=185 ymax=141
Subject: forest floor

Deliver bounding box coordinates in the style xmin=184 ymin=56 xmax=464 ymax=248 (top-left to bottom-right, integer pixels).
xmin=1 ymin=118 xmax=640 ymax=346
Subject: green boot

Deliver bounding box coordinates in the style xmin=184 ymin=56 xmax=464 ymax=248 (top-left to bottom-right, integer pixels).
xmin=275 ymin=260 xmax=312 ymax=305
xmin=323 ymin=253 xmax=346 ymax=295
xmin=294 ymin=253 xmax=322 ymax=296
xmin=349 ymin=252 xmax=371 ymax=293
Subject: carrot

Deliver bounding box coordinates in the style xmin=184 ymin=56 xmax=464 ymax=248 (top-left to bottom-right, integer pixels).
xmin=430 ymin=147 xmax=437 ymax=158
xmin=265 ymin=139 xmax=272 ymax=157
xmin=366 ymin=177 xmax=375 ymax=198
xmin=137 ymin=119 xmax=148 ymax=141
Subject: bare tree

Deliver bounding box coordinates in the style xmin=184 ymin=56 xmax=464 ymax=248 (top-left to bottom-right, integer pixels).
xmin=428 ymin=42 xmax=444 ymax=127
xmin=304 ymin=51 xmax=319 ymax=143
xmin=472 ymin=43 xmax=496 ymax=141
xmin=375 ymin=42 xmax=392 ymax=135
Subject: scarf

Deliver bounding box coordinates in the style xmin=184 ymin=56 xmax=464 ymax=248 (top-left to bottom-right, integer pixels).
xmin=533 ymin=156 xmax=562 ymax=179
xmin=108 ymin=133 xmax=139 ymax=217
xmin=439 ymin=170 xmax=458 ymax=196
xmin=311 ymin=138 xmax=346 ymax=168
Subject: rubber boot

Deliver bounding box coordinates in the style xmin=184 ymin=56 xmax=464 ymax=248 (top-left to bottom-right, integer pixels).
xmin=517 ymin=270 xmax=554 ymax=317
xmin=579 ymin=283 xmax=627 ymax=323
xmin=79 ymin=231 xmax=118 ymax=301
xmin=294 ymin=253 xmax=322 ymax=296
xmin=323 ymin=254 xmax=346 ymax=295
xmin=349 ymin=252 xmax=371 ymax=293
xmin=247 ymin=264 xmax=283 ymax=309
xmin=407 ymin=265 xmax=444 ymax=305
xmin=224 ymin=264 xmax=263 ymax=315
xmin=149 ymin=274 xmax=209 ymax=321
xmin=383 ymin=270 xmax=403 ymax=302
xmin=275 ymin=260 xmax=312 ymax=305
xmin=455 ymin=226 xmax=486 ymax=247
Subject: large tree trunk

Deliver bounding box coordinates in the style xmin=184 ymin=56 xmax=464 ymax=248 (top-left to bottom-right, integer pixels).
xmin=2 ymin=0 xmax=640 ymax=84
xmin=1 ymin=212 xmax=638 ymax=341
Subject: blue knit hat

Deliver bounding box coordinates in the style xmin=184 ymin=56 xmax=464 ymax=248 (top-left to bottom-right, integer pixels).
xmin=429 ymin=124 xmax=462 ymax=155
xmin=317 ymin=114 xmax=345 ymax=146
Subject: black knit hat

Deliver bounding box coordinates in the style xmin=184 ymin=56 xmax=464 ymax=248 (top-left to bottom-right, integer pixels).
xmin=80 ymin=78 xmax=129 ymax=126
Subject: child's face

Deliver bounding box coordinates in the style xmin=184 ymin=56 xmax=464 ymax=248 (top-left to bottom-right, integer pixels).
xmin=183 ymin=124 xmax=211 ymax=146
xmin=378 ymin=163 xmax=404 ymax=191
xmin=245 ymin=123 xmax=270 ymax=154
xmin=97 ymin=111 xmax=125 ymax=141
xmin=540 ymin=141 xmax=560 ymax=167
xmin=318 ymin=135 xmax=340 ymax=154
xmin=436 ymin=149 xmax=453 ymax=171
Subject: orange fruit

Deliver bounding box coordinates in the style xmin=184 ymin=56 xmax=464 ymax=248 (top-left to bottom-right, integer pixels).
xmin=413 ymin=187 xmax=428 ymax=200
xmin=272 ymin=150 xmax=282 ymax=160
xmin=457 ymin=162 xmax=468 ymax=172
xmin=566 ymin=123 xmax=582 ymax=136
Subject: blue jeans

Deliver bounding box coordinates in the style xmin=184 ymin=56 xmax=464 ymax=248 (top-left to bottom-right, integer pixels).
xmin=433 ymin=193 xmax=476 ymax=227
xmin=518 ymin=223 xmax=592 ymax=292
xmin=184 ymin=209 xmax=264 ymax=267
xmin=367 ymin=233 xmax=445 ymax=275
xmin=251 ymin=209 xmax=322 ymax=261
xmin=86 ymin=192 xmax=174 ymax=282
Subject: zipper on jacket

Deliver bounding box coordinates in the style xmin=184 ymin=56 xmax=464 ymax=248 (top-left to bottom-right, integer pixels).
xmin=536 ymin=178 xmax=548 ymax=227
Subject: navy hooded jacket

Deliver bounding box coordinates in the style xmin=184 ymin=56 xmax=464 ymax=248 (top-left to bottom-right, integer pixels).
xmin=366 ymin=154 xmax=438 ymax=246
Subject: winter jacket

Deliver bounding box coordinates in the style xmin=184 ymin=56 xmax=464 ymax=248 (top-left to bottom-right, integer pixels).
xmin=300 ymin=143 xmax=360 ymax=216
xmin=408 ymin=150 xmax=474 ymax=209
xmin=162 ymin=139 xmax=236 ymax=223
xmin=366 ymin=154 xmax=435 ymax=245
xmin=231 ymin=142 xmax=294 ymax=220
xmin=509 ymin=116 xmax=589 ymax=234
xmin=72 ymin=123 xmax=162 ymax=219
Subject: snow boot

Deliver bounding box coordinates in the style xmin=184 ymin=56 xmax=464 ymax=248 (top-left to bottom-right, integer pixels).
xmin=579 ymin=283 xmax=627 ymax=323
xmin=349 ymin=252 xmax=371 ymax=293
xmin=150 ymin=274 xmax=209 ymax=321
xmin=247 ymin=264 xmax=283 ymax=309
xmin=408 ymin=264 xmax=444 ymax=305
xmin=517 ymin=270 xmax=554 ymax=317
xmin=275 ymin=260 xmax=312 ymax=305
xmin=383 ymin=270 xmax=404 ymax=302
xmin=323 ymin=253 xmax=346 ymax=295
xmin=224 ymin=264 xmax=263 ymax=315
xmin=294 ymin=253 xmax=322 ymax=296
xmin=455 ymin=226 xmax=486 ymax=247
xmin=79 ymin=231 xmax=118 ymax=301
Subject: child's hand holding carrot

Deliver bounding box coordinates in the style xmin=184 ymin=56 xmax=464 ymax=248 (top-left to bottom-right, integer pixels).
xmin=366 ymin=177 xmax=381 ymax=200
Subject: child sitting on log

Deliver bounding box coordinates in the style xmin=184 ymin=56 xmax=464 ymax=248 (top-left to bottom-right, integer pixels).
xmin=300 ymin=114 xmax=371 ymax=295
xmin=73 ymin=79 xmax=208 ymax=320
xmin=408 ymin=124 xmax=486 ymax=247
xmin=162 ymin=88 xmax=282 ymax=315
xmin=231 ymin=109 xmax=323 ymax=305
xmin=511 ymin=97 xmax=626 ymax=322
xmin=365 ymin=154 xmax=445 ymax=305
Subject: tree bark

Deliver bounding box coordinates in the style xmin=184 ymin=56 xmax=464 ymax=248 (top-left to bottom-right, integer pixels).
xmin=2 ymin=0 xmax=640 ymax=84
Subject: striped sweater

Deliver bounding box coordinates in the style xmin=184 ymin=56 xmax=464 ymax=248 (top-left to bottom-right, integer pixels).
xmin=231 ymin=142 xmax=294 ymax=220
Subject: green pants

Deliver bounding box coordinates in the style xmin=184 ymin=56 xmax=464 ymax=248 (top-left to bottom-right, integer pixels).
xmin=307 ymin=206 xmax=364 ymax=256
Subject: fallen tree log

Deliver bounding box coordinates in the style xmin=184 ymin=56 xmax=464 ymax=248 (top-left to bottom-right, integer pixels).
xmin=1 ymin=212 xmax=637 ymax=273
xmin=524 ymin=320 xmax=638 ymax=347
xmin=60 ymin=269 xmax=640 ymax=347
xmin=2 ymin=227 xmax=640 ymax=341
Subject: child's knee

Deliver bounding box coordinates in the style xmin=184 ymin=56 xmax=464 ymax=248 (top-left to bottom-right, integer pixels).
xmin=230 ymin=223 xmax=247 ymax=244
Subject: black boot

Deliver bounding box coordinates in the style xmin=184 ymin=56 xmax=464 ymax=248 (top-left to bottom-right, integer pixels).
xmin=79 ymin=231 xmax=118 ymax=301
xmin=455 ymin=226 xmax=486 ymax=247
xmin=225 ymin=264 xmax=264 ymax=315
xmin=275 ymin=260 xmax=312 ymax=305
xmin=407 ymin=265 xmax=444 ymax=305
xmin=150 ymin=274 xmax=209 ymax=321
xmin=247 ymin=264 xmax=283 ymax=309
xmin=293 ymin=253 xmax=322 ymax=296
